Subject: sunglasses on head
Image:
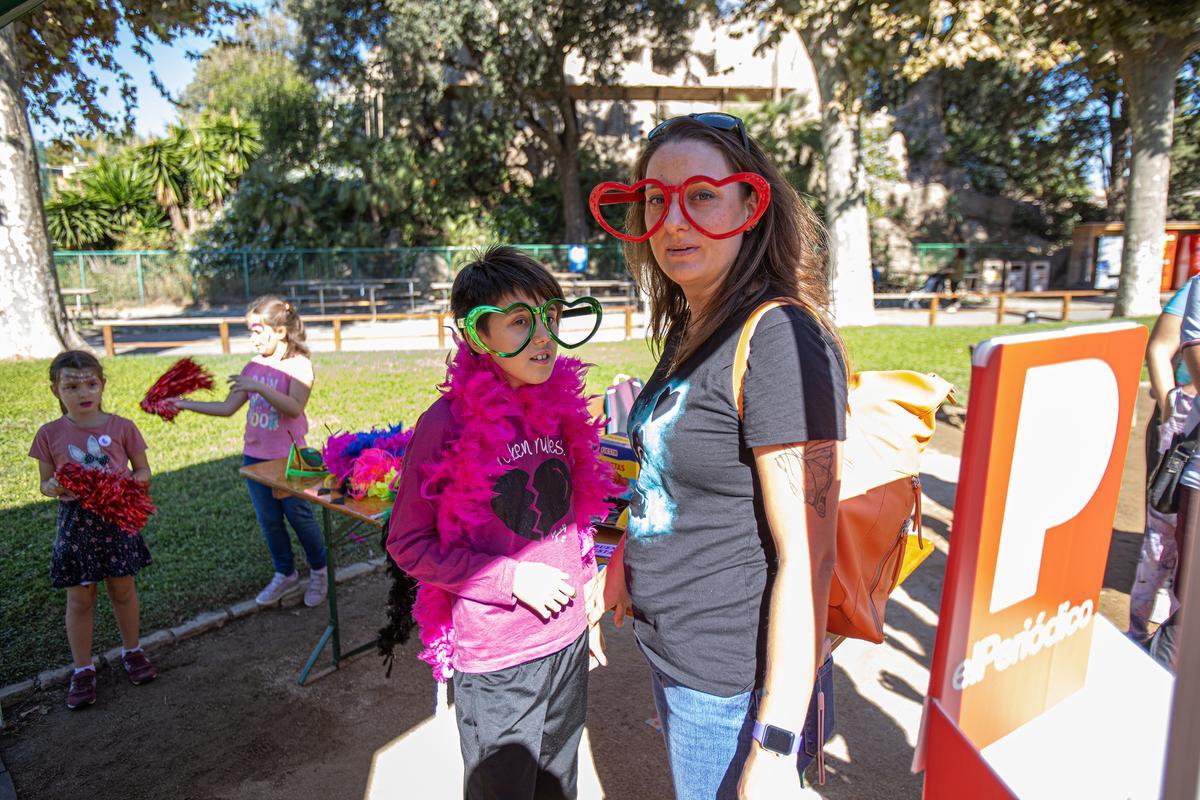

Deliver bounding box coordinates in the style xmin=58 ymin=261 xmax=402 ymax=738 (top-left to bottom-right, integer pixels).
xmin=647 ymin=112 xmax=749 ymax=150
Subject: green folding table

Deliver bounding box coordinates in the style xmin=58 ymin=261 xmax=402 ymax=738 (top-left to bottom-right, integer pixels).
xmin=239 ymin=458 xmax=390 ymax=685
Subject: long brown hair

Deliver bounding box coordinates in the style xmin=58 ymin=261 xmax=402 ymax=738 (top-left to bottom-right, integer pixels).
xmin=621 ymin=117 xmax=843 ymax=373
xmin=247 ymin=295 xmax=310 ymax=357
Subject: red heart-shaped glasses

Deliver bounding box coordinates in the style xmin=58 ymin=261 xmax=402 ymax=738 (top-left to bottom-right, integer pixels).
xmin=589 ymin=172 xmax=771 ymax=242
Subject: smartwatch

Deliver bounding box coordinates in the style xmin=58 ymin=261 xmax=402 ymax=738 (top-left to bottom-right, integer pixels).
xmin=751 ymin=720 xmax=799 ymax=756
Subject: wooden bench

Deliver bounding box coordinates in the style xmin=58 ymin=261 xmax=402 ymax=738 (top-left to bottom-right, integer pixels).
xmin=96 ymin=312 xmax=451 ymax=356
xmin=874 ymin=290 xmax=1114 ymax=325
xmin=992 ymin=290 xmax=1111 ymax=324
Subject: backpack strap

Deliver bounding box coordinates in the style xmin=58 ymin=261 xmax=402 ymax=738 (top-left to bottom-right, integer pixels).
xmin=732 ymin=299 xmax=789 ymax=420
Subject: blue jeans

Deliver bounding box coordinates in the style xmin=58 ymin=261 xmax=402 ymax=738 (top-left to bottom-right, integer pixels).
xmin=650 ymin=667 xmax=759 ymax=800
xmin=243 ymin=455 xmax=327 ymax=575
xmin=650 ymin=666 xmax=817 ymax=799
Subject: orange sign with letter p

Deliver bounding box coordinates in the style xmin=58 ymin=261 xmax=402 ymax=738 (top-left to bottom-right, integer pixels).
xmin=921 ymin=322 xmax=1146 ymax=788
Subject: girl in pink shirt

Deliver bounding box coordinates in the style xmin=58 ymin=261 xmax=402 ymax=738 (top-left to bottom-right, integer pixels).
xmin=170 ymin=296 xmax=328 ymax=608
xmin=29 ymin=351 xmax=157 ymax=710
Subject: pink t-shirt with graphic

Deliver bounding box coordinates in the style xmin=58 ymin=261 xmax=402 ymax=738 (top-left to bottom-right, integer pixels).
xmin=240 ymin=355 xmax=313 ymax=459
xmin=29 ymin=414 xmax=148 ymax=480
xmin=386 ymin=397 xmax=594 ymax=674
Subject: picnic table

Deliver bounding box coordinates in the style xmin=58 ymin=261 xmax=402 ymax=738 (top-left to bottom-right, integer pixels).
xmin=564 ymin=278 xmax=637 ymax=304
xmin=61 ymin=287 xmax=100 ymax=320
xmin=282 ymin=278 xmax=419 ymax=320
xmin=239 ymin=458 xmax=391 ymax=685
xmin=430 ymin=277 xmax=636 ymax=308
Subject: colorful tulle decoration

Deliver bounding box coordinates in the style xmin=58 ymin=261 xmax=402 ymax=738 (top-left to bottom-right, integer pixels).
xmin=55 ymin=463 xmax=157 ymax=535
xmin=141 ymin=358 xmax=215 ymax=421
xmin=322 ymin=423 xmax=412 ymax=486
xmin=348 ymin=448 xmax=402 ymax=500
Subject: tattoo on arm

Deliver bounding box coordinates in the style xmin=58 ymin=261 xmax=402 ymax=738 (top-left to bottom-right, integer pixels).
xmin=773 ymin=441 xmax=836 ymax=518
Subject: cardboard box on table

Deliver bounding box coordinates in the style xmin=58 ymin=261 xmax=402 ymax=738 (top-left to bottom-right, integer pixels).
xmin=915 ymin=322 xmax=1177 ymax=799
xmin=594 ymin=433 xmax=639 ymax=558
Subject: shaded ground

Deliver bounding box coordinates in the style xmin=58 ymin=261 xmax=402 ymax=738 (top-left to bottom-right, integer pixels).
xmin=0 ymin=391 xmax=1156 ymax=799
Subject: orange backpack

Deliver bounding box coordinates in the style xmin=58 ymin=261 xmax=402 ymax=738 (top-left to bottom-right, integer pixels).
xmin=733 ymin=300 xmax=953 ymax=643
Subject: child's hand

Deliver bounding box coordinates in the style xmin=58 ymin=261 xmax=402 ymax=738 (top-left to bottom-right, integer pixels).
xmin=227 ymin=374 xmax=260 ymax=394
xmin=512 ymin=562 xmax=575 ymax=619
xmin=41 ymin=476 xmax=64 ymax=497
xmin=602 ymin=549 xmax=633 ymax=629
xmin=585 ymin=572 xmax=606 ymax=626
xmin=588 ymin=621 xmax=607 ymax=671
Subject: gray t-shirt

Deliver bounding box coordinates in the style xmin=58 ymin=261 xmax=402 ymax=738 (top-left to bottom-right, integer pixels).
xmin=624 ymin=304 xmax=847 ymax=696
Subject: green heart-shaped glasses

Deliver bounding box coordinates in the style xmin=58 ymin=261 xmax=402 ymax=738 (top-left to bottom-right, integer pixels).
xmin=455 ymin=296 xmax=604 ymax=358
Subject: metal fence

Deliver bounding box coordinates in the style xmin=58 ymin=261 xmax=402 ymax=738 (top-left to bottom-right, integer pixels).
xmin=53 ymin=244 xmax=630 ymax=308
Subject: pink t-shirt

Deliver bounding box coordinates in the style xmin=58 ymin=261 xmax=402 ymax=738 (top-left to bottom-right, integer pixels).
xmin=240 ymin=355 xmax=313 ymax=459
xmin=386 ymin=397 xmax=593 ymax=674
xmin=29 ymin=414 xmax=148 ymax=480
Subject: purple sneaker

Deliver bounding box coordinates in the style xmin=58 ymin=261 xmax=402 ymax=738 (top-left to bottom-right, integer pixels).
xmin=66 ymin=668 xmax=97 ymax=709
xmin=121 ymin=649 xmax=158 ymax=685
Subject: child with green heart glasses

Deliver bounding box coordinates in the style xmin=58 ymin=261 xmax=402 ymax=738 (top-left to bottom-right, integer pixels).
xmin=383 ymin=246 xmax=618 ymax=798
xmin=455 ymin=296 xmax=603 ymax=358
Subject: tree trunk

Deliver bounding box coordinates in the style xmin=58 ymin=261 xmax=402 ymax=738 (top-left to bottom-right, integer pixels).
xmin=896 ymin=70 xmax=948 ymax=183
xmin=1104 ymin=85 xmax=1127 ymax=218
xmin=1115 ymin=43 xmax=1183 ymax=317
xmin=167 ymin=202 xmax=187 ymax=238
xmin=803 ymin=27 xmax=875 ymax=326
xmin=821 ymin=103 xmax=875 ymax=326
xmin=557 ymin=94 xmax=588 ymax=244
xmin=0 ymin=24 xmax=87 ymax=359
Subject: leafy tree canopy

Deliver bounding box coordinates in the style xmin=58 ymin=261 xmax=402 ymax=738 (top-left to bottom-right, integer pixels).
xmin=15 ymin=0 xmax=250 ymax=137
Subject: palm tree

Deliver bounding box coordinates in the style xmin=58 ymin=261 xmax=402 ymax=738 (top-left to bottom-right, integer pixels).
xmin=44 ymin=190 xmax=109 ymax=249
xmin=177 ymin=123 xmax=231 ymax=212
xmin=134 ymin=138 xmax=189 ymax=238
xmin=202 ymin=109 xmax=263 ymax=177
xmin=79 ymin=157 xmax=162 ymax=243
xmin=81 ymin=157 xmax=152 ymax=219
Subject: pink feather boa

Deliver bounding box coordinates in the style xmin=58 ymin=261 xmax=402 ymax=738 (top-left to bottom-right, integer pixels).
xmin=412 ymin=341 xmax=620 ymax=681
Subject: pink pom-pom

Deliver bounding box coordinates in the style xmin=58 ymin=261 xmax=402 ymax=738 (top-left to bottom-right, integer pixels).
xmin=141 ymin=358 xmax=215 ymax=421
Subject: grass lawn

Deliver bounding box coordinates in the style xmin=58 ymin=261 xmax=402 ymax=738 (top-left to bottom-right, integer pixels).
xmin=0 ymin=318 xmax=1152 ymax=686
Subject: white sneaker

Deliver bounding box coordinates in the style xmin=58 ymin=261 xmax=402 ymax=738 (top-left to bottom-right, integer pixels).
xmin=304 ymin=568 xmax=328 ymax=608
xmin=256 ymin=571 xmax=301 ymax=606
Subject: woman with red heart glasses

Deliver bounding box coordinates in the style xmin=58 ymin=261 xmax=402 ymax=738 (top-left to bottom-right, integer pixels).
xmin=587 ymin=113 xmax=848 ymax=799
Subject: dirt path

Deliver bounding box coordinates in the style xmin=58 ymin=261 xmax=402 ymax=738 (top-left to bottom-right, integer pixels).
xmin=0 ymin=392 xmax=1155 ymax=800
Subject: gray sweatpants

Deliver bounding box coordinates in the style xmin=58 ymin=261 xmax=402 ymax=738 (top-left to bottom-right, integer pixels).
xmin=453 ymin=630 xmax=589 ymax=800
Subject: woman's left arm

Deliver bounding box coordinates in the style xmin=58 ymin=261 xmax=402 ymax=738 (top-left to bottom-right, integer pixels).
xmin=738 ymin=439 xmax=840 ymax=799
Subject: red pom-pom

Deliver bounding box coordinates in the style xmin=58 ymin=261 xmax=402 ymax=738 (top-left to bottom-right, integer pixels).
xmin=56 ymin=463 xmax=157 ymax=535
xmin=141 ymin=358 xmax=215 ymax=421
